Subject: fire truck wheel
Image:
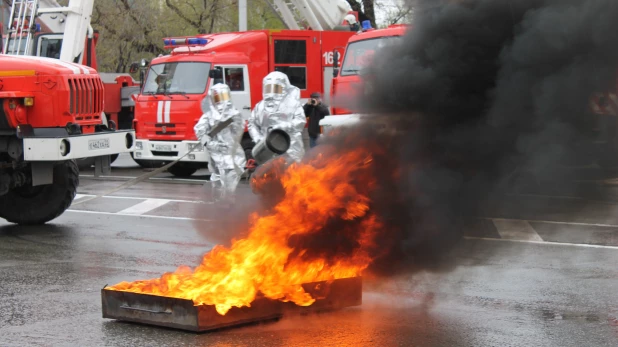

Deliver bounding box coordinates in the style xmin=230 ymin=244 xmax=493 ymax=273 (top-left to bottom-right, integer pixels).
xmin=134 ymin=159 xmax=166 ymax=168
xmin=130 ymin=153 xmax=166 ymax=168
xmin=167 ymin=164 xmax=198 ymax=177
xmin=76 ymin=157 xmax=95 ymax=170
xmin=0 ymin=160 xmax=78 ymax=225
xmin=77 ymin=155 xmax=117 ymax=170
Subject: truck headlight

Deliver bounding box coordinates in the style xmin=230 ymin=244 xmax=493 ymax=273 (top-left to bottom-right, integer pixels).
xmin=60 ymin=139 xmax=70 ymax=156
xmin=125 ymin=133 xmax=134 ymax=149
xmin=188 ymin=143 xmax=203 ymax=152
xmin=135 ymin=141 xmax=143 ymax=150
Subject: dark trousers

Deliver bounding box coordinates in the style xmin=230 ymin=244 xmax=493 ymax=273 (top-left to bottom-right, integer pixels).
xmin=309 ymin=135 xmax=319 ymax=148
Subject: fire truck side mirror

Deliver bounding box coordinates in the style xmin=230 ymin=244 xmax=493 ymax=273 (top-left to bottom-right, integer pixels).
xmin=129 ymin=62 xmax=140 ymax=74
xmin=209 ymin=69 xmax=223 ymax=79
xmin=332 ymin=49 xmax=342 ymax=78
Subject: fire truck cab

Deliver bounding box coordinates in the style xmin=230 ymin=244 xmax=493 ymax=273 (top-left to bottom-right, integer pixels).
xmin=132 ymin=29 xmax=355 ymax=176
xmin=0 ymin=0 xmax=136 ymax=225
xmin=2 ymin=0 xmax=140 ymax=168
xmin=321 ymin=23 xmax=408 ymax=129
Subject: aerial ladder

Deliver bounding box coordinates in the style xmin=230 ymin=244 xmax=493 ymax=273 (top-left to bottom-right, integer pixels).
xmin=263 ymin=0 xmax=354 ymax=31
xmin=2 ymin=0 xmax=38 ymax=55
xmin=2 ymin=0 xmax=94 ymax=64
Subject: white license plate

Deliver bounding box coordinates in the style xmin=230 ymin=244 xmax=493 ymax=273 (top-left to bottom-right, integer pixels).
xmin=88 ymin=138 xmax=110 ymax=150
xmin=155 ymin=145 xmax=172 ymax=151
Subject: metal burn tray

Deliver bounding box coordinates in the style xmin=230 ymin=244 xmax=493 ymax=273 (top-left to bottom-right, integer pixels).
xmin=101 ymin=276 xmax=362 ymax=332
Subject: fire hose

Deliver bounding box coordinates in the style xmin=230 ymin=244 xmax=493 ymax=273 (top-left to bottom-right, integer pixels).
xmin=72 ymin=123 xmax=293 ymax=206
xmin=72 ymin=118 xmax=239 ymax=206
xmin=71 ymin=151 xmax=199 ymax=206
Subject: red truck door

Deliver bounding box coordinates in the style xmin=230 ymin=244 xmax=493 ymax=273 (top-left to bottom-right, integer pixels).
xmin=269 ymin=33 xmax=321 ymax=100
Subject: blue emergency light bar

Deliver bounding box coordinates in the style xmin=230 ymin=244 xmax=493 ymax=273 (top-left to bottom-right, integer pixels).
xmin=361 ymin=20 xmax=372 ymax=31
xmin=163 ymin=37 xmax=208 ymax=46
xmin=187 ymin=37 xmax=208 ymax=45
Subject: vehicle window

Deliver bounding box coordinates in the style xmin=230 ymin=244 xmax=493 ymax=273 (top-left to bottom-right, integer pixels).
xmin=212 ymin=66 xmax=224 ymax=85
xmin=224 ymin=68 xmax=244 ymax=91
xmin=274 ymin=66 xmax=306 ymax=90
xmin=3 ymin=36 xmax=28 ymax=54
xmin=274 ymin=40 xmax=306 ymax=64
xmin=40 ymin=38 xmax=62 ymax=59
xmin=340 ymin=37 xmax=400 ymax=76
xmin=273 ymin=39 xmax=307 ymax=90
xmin=143 ymin=62 xmax=211 ymax=94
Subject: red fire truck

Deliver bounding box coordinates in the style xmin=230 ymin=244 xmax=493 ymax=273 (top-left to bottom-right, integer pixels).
xmin=2 ymin=0 xmax=140 ymax=167
xmin=0 ymin=0 xmax=135 ymax=225
xmin=322 ymin=23 xmax=408 ymax=129
xmin=324 ymin=21 xmax=618 ymax=170
xmin=131 ymin=30 xmax=356 ymax=176
xmin=127 ymin=0 xmax=358 ymax=176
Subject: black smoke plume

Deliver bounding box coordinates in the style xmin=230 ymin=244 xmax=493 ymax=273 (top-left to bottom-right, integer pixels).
xmin=254 ymin=0 xmax=618 ymax=276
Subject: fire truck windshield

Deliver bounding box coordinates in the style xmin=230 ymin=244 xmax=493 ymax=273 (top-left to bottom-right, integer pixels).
xmin=340 ymin=36 xmax=400 ymax=76
xmin=143 ymin=62 xmax=211 ymax=95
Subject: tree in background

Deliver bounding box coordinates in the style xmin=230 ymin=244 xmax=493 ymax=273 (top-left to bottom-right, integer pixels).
xmin=375 ymin=0 xmax=412 ymax=27
xmin=91 ymin=0 xmax=165 ymax=73
xmin=90 ymin=0 xmax=284 ymax=73
xmin=346 ymin=0 xmax=376 ymax=28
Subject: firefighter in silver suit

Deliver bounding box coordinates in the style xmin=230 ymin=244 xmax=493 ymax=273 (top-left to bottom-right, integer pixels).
xmin=194 ymin=83 xmax=246 ymax=200
xmin=248 ymin=71 xmax=306 ymax=163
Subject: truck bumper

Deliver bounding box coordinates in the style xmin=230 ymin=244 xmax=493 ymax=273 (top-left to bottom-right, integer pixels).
xmin=132 ymin=139 xmax=210 ymax=164
xmin=23 ymin=130 xmax=135 ymax=161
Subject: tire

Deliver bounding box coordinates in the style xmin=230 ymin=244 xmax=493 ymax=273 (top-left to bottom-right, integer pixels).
xmin=130 ymin=153 xmax=165 ymax=168
xmin=167 ymin=164 xmax=197 ymax=177
xmin=0 ymin=160 xmax=79 ymax=225
xmin=76 ymin=157 xmax=95 ymax=170
xmin=134 ymin=159 xmax=166 ymax=169
xmin=76 ymin=155 xmax=117 ymax=170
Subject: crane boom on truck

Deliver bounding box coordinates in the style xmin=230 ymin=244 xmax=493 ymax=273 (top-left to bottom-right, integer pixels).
xmin=130 ymin=0 xmax=358 ymax=176
xmin=0 ymin=0 xmax=135 ymax=225
xmin=265 ymin=0 xmax=353 ymax=30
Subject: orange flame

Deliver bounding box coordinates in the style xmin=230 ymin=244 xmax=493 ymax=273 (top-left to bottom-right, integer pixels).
xmin=109 ymin=148 xmax=380 ymax=315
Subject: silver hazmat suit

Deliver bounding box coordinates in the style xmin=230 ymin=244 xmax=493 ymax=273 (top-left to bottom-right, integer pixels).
xmin=194 ymin=83 xmax=246 ymax=200
xmin=248 ymin=71 xmax=306 ymax=162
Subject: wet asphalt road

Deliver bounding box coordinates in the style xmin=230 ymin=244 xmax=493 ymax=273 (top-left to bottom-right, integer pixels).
xmin=1 ymin=154 xmax=618 ymax=346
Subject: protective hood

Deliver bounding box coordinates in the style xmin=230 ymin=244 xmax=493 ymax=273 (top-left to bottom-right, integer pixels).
xmin=262 ymin=71 xmax=292 ymax=103
xmin=209 ymin=83 xmax=233 ymax=113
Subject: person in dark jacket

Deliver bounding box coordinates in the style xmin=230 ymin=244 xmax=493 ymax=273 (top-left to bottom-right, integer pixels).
xmin=303 ymin=92 xmax=330 ymax=148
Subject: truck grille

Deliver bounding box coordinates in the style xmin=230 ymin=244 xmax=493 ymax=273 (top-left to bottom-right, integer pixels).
xmin=68 ymin=76 xmax=104 ymax=120
xmin=144 ymin=122 xmax=187 ymax=138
